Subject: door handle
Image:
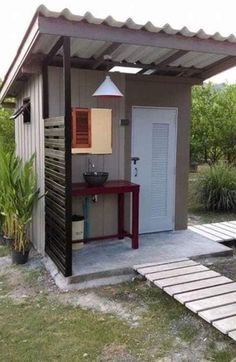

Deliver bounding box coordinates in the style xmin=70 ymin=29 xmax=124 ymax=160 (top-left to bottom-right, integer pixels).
xmin=134 ymin=167 xmax=138 ymax=177
xmin=131 ymin=157 xmax=140 ymax=165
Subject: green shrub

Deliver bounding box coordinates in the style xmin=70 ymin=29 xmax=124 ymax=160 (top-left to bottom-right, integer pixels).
xmin=195 ymin=163 xmax=236 ymax=212
xmin=0 ymin=147 xmax=42 ymax=251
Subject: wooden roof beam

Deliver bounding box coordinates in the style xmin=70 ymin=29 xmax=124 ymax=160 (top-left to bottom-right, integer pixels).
xmin=155 ymin=50 xmax=189 ymax=67
xmin=38 ymin=15 xmax=236 ymax=57
xmin=43 ymin=36 xmax=64 ymax=65
xmin=50 ymin=54 xmax=198 ymax=75
xmin=196 ymin=56 xmax=236 ymax=80
xmin=92 ymin=42 xmax=121 ymax=69
xmin=150 ymin=50 xmax=189 ymax=75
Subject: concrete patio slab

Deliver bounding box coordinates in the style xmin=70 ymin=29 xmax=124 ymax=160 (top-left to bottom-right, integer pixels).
xmin=71 ymin=229 xmax=232 ymax=283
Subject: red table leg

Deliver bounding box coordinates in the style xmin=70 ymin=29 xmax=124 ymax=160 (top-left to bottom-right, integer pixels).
xmin=132 ymin=189 xmax=139 ymax=249
xmin=118 ymin=193 xmax=124 ymax=239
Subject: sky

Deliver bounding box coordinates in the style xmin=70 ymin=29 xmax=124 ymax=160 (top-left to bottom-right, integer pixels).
xmin=1 ymin=0 xmax=236 ymax=83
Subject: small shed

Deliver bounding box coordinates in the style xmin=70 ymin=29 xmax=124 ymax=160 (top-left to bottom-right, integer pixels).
xmin=1 ymin=5 xmax=236 ymax=277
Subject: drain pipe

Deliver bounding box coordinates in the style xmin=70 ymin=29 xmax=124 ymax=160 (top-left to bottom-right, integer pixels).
xmin=83 ymin=196 xmax=90 ymax=240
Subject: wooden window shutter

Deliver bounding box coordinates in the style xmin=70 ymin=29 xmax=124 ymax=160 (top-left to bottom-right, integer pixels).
xmin=72 ymin=108 xmax=91 ymax=148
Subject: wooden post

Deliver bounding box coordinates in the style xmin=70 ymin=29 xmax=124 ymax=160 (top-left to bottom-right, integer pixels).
xmin=43 ymin=36 xmax=72 ymax=277
xmin=42 ymin=37 xmax=64 ymax=120
xmin=63 ymin=36 xmax=72 ymax=276
xmin=118 ymin=193 xmax=125 ymax=239
xmin=132 ymin=189 xmax=139 ymax=249
xmin=42 ymin=64 xmax=49 ymax=119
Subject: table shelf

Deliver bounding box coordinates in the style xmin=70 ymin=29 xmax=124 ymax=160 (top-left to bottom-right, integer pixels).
xmin=72 ymin=180 xmax=140 ymax=249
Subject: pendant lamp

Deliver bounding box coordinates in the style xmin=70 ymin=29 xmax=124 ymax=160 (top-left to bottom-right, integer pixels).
xmin=92 ymin=76 xmax=123 ymax=98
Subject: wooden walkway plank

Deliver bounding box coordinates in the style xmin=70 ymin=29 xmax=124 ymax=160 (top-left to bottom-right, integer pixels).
xmin=175 ymin=282 xmax=236 ymax=304
xmin=222 ymin=221 xmax=236 ymax=232
xmin=133 ymin=258 xmax=188 ymax=270
xmin=213 ymin=316 xmax=236 ymax=334
xmin=193 ymin=225 xmax=232 ymax=240
xmin=164 ymin=276 xmax=232 ymax=296
xmin=204 ymin=224 xmax=236 ymax=239
xmin=199 ymin=303 xmax=236 ymax=323
xmin=188 ymin=226 xmax=221 ymax=242
xmin=186 ymin=292 xmax=236 ymax=313
xmin=214 ymin=223 xmax=236 ymax=235
xmin=154 ymin=270 xmax=220 ymax=288
xmin=189 ymin=220 xmax=236 ymax=242
xmin=134 ymin=247 xmax=236 ymax=342
xmin=146 ymin=265 xmax=208 ymax=282
xmin=137 ymin=260 xmax=199 ymax=275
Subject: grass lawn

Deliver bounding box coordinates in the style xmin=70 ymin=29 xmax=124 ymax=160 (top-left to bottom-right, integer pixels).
xmin=0 ymin=245 xmax=9 ymax=257
xmin=0 ymin=165 xmax=235 ymax=361
xmin=1 ymin=254 xmax=236 ymax=361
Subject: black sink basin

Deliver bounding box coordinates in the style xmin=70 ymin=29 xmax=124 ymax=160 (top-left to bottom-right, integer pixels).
xmin=83 ymin=172 xmax=109 ymax=186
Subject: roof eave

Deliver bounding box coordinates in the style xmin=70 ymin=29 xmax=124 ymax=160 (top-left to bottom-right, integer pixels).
xmin=0 ymin=16 xmax=40 ymax=103
xmin=38 ymin=15 xmax=236 ymax=57
xmin=2 ymin=9 xmax=236 ymax=102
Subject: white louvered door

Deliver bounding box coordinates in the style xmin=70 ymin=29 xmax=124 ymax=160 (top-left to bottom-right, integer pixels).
xmin=131 ymin=107 xmax=177 ymax=233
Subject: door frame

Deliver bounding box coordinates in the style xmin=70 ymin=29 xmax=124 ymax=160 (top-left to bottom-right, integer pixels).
xmin=131 ymin=106 xmax=178 ymax=233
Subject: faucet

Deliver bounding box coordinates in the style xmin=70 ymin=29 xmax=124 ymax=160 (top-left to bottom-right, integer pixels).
xmin=88 ymin=158 xmax=95 ymax=173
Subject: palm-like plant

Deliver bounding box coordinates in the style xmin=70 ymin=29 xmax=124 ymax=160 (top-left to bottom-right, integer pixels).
xmin=0 ymin=146 xmax=42 ymax=255
xmin=0 ymin=150 xmax=19 ymax=239
xmin=12 ymin=154 xmax=41 ymax=253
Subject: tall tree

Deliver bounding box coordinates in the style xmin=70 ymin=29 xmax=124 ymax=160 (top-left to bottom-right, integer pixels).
xmin=217 ymin=85 xmax=236 ymax=164
xmin=191 ymin=83 xmax=236 ymax=165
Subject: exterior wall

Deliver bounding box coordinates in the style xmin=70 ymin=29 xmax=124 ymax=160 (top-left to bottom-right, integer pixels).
xmin=15 ymin=74 xmax=45 ymax=253
xmin=125 ymin=75 xmax=192 ymax=230
xmin=48 ymin=67 xmax=126 ymax=237
xmin=48 ymin=68 xmax=191 ymax=236
xmin=14 ymin=67 xmax=191 ymax=252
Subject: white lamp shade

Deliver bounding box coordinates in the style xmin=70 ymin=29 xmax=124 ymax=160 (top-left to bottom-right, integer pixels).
xmin=92 ymin=76 xmax=123 ymax=97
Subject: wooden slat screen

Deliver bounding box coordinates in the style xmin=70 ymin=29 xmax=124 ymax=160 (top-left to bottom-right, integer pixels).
xmin=44 ymin=116 xmax=72 ymax=277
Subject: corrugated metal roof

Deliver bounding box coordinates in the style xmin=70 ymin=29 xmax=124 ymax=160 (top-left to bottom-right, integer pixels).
xmin=32 ymin=36 xmax=228 ymax=71
xmin=2 ymin=4 xmax=236 ymax=102
xmin=171 ymin=52 xmax=226 ymax=69
xmin=29 ymin=5 xmax=236 ymax=74
xmin=38 ymin=4 xmax=236 ymax=43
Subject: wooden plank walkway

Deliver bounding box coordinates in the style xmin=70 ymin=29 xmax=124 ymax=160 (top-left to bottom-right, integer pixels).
xmin=188 ymin=221 xmax=236 ymax=243
xmin=134 ymin=257 xmax=236 ymax=342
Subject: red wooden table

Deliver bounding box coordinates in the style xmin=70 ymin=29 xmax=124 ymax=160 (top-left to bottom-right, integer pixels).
xmin=72 ymin=180 xmax=140 ymax=249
